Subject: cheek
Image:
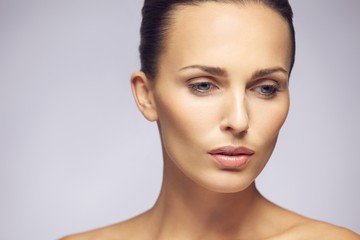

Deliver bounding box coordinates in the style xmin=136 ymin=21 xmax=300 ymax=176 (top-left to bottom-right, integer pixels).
xmin=155 ymin=94 xmax=201 ymax=153
xmin=158 ymin=102 xmax=192 ymax=140
xmin=156 ymin=92 xmax=220 ymax=140
xmin=247 ymin=97 xmax=289 ymax=175
xmin=252 ymin=97 xmax=289 ymax=146
xmin=154 ymin=94 xmax=214 ymax=175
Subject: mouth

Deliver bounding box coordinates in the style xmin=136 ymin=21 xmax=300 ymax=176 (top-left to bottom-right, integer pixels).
xmin=208 ymin=146 xmax=255 ymax=169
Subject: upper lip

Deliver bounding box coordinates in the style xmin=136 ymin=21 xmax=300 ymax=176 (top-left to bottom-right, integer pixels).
xmin=208 ymin=146 xmax=255 ymax=156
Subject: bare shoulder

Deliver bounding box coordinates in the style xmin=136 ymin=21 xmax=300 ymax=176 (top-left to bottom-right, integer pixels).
xmin=59 ymin=214 xmax=148 ymax=240
xmin=304 ymin=221 xmax=360 ymax=239
xmin=278 ymin=219 xmax=360 ymax=240
xmin=262 ymin=201 xmax=359 ymax=240
xmin=59 ymin=225 xmax=123 ymax=240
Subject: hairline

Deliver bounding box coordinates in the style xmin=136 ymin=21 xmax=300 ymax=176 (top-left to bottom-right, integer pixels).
xmin=146 ymin=0 xmax=295 ymax=81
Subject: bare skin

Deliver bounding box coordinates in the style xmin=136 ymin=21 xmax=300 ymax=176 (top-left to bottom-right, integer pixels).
xmin=61 ymin=181 xmax=359 ymax=240
xmin=61 ymin=3 xmax=359 ymax=240
xmin=61 ymin=160 xmax=359 ymax=239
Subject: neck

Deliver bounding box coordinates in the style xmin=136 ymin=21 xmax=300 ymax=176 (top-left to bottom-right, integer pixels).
xmin=146 ymin=159 xmax=269 ymax=239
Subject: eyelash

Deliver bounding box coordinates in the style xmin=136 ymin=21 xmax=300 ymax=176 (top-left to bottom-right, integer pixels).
xmin=251 ymin=83 xmax=280 ymax=99
xmin=188 ymin=81 xmax=217 ymax=95
xmin=187 ymin=80 xmax=281 ymax=98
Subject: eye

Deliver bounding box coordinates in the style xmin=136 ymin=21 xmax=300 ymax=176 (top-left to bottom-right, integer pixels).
xmin=188 ymin=81 xmax=216 ymax=94
xmin=252 ymin=83 xmax=280 ymax=98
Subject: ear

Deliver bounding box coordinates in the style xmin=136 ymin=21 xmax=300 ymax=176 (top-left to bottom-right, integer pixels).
xmin=131 ymin=71 xmax=158 ymax=122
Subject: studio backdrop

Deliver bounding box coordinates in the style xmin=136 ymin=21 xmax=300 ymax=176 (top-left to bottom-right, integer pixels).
xmin=0 ymin=0 xmax=359 ymax=239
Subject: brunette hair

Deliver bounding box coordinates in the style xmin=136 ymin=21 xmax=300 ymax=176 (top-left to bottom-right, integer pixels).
xmin=139 ymin=0 xmax=295 ymax=80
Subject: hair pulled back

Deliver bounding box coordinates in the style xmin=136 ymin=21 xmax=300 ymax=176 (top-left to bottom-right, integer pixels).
xmin=140 ymin=0 xmax=295 ymax=80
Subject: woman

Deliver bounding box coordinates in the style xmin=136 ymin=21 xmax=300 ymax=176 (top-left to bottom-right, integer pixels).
xmin=62 ymin=0 xmax=360 ymax=239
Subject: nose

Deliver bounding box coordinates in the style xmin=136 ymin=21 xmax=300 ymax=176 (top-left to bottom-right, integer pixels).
xmin=220 ymin=92 xmax=249 ymax=135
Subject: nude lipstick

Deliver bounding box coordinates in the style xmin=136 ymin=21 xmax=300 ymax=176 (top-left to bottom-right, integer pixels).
xmin=208 ymin=146 xmax=255 ymax=169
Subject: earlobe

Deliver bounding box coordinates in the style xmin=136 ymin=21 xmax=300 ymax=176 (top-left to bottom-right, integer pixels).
xmin=130 ymin=71 xmax=158 ymax=122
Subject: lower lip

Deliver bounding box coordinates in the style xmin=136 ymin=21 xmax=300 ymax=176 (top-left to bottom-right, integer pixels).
xmin=210 ymin=154 xmax=252 ymax=169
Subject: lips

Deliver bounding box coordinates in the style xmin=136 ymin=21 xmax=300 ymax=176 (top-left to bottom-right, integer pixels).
xmin=208 ymin=146 xmax=255 ymax=169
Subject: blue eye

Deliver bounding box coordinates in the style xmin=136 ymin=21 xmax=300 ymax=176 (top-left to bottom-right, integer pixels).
xmin=254 ymin=84 xmax=280 ymax=98
xmin=188 ymin=82 xmax=214 ymax=93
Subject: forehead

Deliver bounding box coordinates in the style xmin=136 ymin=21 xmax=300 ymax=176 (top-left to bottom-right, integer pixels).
xmin=158 ymin=2 xmax=292 ymax=76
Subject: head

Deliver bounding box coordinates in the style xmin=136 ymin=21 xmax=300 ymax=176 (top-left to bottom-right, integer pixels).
xmin=131 ymin=0 xmax=294 ymax=193
xmin=139 ymin=0 xmax=295 ymax=80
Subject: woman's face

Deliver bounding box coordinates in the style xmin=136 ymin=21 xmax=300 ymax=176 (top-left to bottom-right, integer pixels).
xmin=143 ymin=3 xmax=292 ymax=193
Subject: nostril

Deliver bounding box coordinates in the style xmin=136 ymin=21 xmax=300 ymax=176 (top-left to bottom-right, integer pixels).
xmin=219 ymin=95 xmax=250 ymax=134
xmin=224 ymin=123 xmax=249 ymax=134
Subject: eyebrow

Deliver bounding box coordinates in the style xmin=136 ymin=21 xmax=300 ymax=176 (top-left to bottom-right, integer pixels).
xmin=179 ymin=65 xmax=228 ymax=77
xmin=251 ymin=67 xmax=288 ymax=79
xmin=179 ymin=65 xmax=288 ymax=79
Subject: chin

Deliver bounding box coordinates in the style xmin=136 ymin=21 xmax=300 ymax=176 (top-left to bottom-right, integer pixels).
xmin=195 ymin=173 xmax=256 ymax=194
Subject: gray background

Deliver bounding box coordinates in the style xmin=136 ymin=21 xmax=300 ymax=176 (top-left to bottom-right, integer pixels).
xmin=0 ymin=0 xmax=359 ymax=239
